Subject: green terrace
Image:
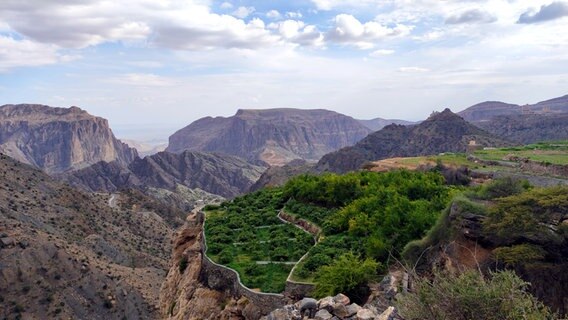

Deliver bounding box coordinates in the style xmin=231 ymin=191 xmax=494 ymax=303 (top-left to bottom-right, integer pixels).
xmin=204 ymin=170 xmax=453 ymax=295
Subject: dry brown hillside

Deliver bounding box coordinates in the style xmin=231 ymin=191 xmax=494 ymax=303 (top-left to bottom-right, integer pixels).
xmin=0 ymin=153 xmax=185 ymax=319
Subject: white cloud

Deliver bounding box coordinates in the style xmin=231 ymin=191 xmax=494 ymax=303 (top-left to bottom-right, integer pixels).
xmin=311 ymin=0 xmax=375 ymax=11
xmin=220 ymin=2 xmax=233 ymax=9
xmin=232 ymin=6 xmax=255 ymax=19
xmin=370 ymin=49 xmax=395 ymax=57
xmin=399 ymin=67 xmax=430 ymax=73
xmin=266 ymin=10 xmax=281 ymax=19
xmin=286 ymin=11 xmax=303 ymax=19
xmin=0 ymin=35 xmax=60 ymax=71
xmin=109 ymin=73 xmax=177 ymax=87
xmin=327 ymin=14 xmax=412 ymax=49
xmin=0 ymin=1 xmax=274 ymax=50
xmin=277 ymin=20 xmax=324 ymax=47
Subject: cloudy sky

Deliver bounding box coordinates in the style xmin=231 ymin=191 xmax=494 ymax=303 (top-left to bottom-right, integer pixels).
xmin=1 ymin=0 xmax=567 ymax=140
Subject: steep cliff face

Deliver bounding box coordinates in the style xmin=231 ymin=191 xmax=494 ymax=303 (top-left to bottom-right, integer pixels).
xmin=62 ymin=151 xmax=265 ymax=198
xmin=0 ymin=153 xmax=183 ymax=319
xmin=317 ymin=109 xmax=510 ymax=173
xmin=0 ymin=104 xmax=137 ymax=173
xmin=167 ymin=108 xmax=372 ymax=166
xmin=159 ymin=212 xmax=263 ymax=320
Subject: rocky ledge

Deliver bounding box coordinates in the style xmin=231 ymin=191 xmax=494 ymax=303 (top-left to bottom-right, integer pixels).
xmin=263 ymin=293 xmax=399 ymax=320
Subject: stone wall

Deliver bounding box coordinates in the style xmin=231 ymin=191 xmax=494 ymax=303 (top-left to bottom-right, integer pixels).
xmin=199 ymin=210 xmax=321 ymax=317
xmin=200 ymin=252 xmax=287 ymax=315
xmin=519 ymin=160 xmax=568 ymax=178
xmin=199 ymin=211 xmax=288 ymax=316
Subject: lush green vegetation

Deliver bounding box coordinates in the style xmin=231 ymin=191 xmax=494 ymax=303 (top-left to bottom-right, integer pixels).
xmin=205 ymin=170 xmax=453 ymax=292
xmin=396 ymin=270 xmax=555 ymax=320
xmin=204 ymin=188 xmax=314 ymax=292
xmin=474 ymin=141 xmax=568 ymax=165
xmin=313 ymin=252 xmax=379 ymax=299
xmin=286 ymin=170 xmax=453 ymax=281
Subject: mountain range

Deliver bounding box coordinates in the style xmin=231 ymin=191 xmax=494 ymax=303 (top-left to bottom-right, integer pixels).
xmin=317 ymin=109 xmax=509 ymax=173
xmin=166 ymin=108 xmax=371 ymax=166
xmin=62 ymin=151 xmax=264 ymax=198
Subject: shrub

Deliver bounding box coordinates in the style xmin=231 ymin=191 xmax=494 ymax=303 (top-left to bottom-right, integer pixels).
xmin=493 ymin=244 xmax=546 ymax=266
xmin=178 ymin=256 xmax=188 ymax=274
xmin=314 ymin=252 xmax=379 ymax=299
xmin=477 ymin=176 xmax=530 ymax=200
xmin=396 ymin=270 xmax=554 ymax=320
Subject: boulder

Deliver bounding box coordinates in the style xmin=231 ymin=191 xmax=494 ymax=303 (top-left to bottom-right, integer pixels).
xmin=346 ymin=303 xmax=362 ymax=317
xmin=333 ymin=293 xmax=350 ymax=306
xmin=356 ymin=308 xmax=377 ymax=320
xmin=318 ymin=296 xmax=335 ymax=311
xmin=377 ymin=306 xmax=397 ymax=320
xmin=331 ymin=303 xmax=350 ymax=318
xmin=315 ymin=309 xmax=334 ymax=320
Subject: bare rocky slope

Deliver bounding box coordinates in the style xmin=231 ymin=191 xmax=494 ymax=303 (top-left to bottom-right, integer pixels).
xmin=0 ymin=153 xmax=185 ymax=319
xmin=0 ymin=104 xmax=137 ymax=173
xmin=317 ymin=109 xmax=510 ymax=173
xmin=166 ymin=108 xmax=372 ymax=166
xmin=62 ymin=150 xmax=265 ymax=198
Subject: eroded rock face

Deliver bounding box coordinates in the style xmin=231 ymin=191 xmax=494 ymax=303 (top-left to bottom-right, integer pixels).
xmin=62 ymin=150 xmax=265 ymax=198
xmin=167 ymin=108 xmax=371 ymax=166
xmin=0 ymin=104 xmax=137 ymax=173
xmin=159 ymin=213 xmax=227 ymax=319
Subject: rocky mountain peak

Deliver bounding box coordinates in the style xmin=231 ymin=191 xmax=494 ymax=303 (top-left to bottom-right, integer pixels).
xmin=317 ymin=108 xmax=509 ymax=173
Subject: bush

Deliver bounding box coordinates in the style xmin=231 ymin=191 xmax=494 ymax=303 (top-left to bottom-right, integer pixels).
xmin=477 ymin=176 xmax=530 ymax=200
xmin=314 ymin=252 xmax=379 ymax=299
xmin=493 ymin=244 xmax=546 ymax=266
xmin=396 ymin=270 xmax=555 ymax=320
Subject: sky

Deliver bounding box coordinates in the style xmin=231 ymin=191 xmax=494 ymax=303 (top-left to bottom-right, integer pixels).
xmin=1 ymin=0 xmax=568 ymax=141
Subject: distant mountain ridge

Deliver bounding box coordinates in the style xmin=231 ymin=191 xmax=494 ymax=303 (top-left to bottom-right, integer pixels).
xmin=62 ymin=150 xmax=265 ymax=198
xmin=357 ymin=117 xmax=416 ymax=131
xmin=458 ymin=94 xmax=568 ymax=122
xmin=166 ymin=108 xmax=372 ymax=166
xmin=0 ymin=104 xmax=137 ymax=173
xmin=317 ymin=109 xmax=509 ymax=173
xmin=458 ymin=94 xmax=568 ymax=143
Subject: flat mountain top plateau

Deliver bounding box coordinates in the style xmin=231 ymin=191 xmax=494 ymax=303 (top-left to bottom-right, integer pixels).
xmin=166 ymin=108 xmax=372 ymax=166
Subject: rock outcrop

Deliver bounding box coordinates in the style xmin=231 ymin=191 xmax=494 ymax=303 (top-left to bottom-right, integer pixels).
xmin=0 ymin=104 xmax=137 ymax=173
xmin=62 ymin=150 xmax=265 ymax=198
xmin=263 ymin=293 xmax=400 ymax=320
xmin=167 ymin=108 xmax=372 ymax=166
xmin=317 ymin=109 xmax=509 ymax=173
xmin=159 ymin=212 xmax=266 ymax=320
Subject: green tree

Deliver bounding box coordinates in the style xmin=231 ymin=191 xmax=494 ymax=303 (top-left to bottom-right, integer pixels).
xmin=314 ymin=252 xmax=379 ymax=298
